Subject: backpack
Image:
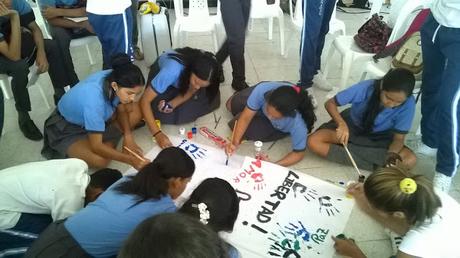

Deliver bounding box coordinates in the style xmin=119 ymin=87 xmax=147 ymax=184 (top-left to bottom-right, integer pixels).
xmin=391 ymin=31 xmax=423 ymax=74
xmin=337 ymin=0 xmax=370 ymax=9
xmin=354 ymin=14 xmax=392 ymax=53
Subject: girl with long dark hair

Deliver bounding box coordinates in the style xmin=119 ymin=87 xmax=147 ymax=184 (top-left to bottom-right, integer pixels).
xmin=140 ymin=47 xmax=221 ymax=148
xmin=308 ymin=68 xmax=417 ymax=170
xmin=225 ymin=81 xmax=317 ymax=166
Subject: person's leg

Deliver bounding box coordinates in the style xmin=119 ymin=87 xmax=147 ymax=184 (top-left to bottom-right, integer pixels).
xmin=307 ymin=128 xmax=341 ymax=157
xmin=116 ymin=102 xmax=143 ymax=130
xmin=0 ymin=88 xmax=3 ymax=137
xmin=88 ymin=9 xmax=134 ymax=69
xmin=432 ymin=25 xmax=460 ymax=184
xmin=49 ymin=26 xmax=79 ymax=87
xmin=299 ymin=0 xmax=326 ymax=88
xmin=67 ymin=139 xmax=111 ymax=168
xmin=219 ymin=0 xmax=250 ymax=90
xmin=314 ymin=0 xmax=336 ymax=72
xmin=420 ymin=14 xmax=444 ymax=149
xmin=131 ymin=0 xmax=143 ymax=60
xmin=44 ymin=39 xmax=70 ymax=104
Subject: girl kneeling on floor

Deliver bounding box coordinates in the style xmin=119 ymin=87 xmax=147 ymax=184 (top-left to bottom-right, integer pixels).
xmin=308 ymin=68 xmax=417 ymax=171
xmin=225 ymin=81 xmax=316 ymax=166
xmin=333 ymin=166 xmax=460 ymax=258
xmin=140 ymin=47 xmax=221 ymax=148
xmin=42 ymin=54 xmax=148 ymax=169
xmin=25 ymin=147 xmax=195 ymax=258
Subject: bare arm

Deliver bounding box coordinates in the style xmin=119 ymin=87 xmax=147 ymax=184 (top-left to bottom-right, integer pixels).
xmin=27 ymin=21 xmax=46 ymax=55
xmin=87 ymin=133 xmax=133 ymax=164
xmin=0 ymin=7 xmax=21 ymax=61
xmin=388 ymin=133 xmax=405 ymax=154
xmin=276 ymin=151 xmax=305 ymax=167
xmin=325 ymin=97 xmax=349 ymax=144
xmin=43 ymin=7 xmax=86 ymax=19
xmin=47 ymin=17 xmax=89 ymax=29
xmin=225 ymin=107 xmax=257 ymax=156
xmin=168 ymin=87 xmax=198 ymax=109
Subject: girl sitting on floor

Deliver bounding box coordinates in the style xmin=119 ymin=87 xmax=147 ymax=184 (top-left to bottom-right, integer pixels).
xmin=140 ymin=47 xmax=221 ymax=148
xmin=308 ymin=68 xmax=417 ymax=171
xmin=225 ymin=81 xmax=316 ymax=166
xmin=25 ymin=147 xmax=195 ymax=258
xmin=333 ymin=166 xmax=460 ymax=258
xmin=180 ymin=177 xmax=240 ymax=258
xmin=42 ymin=54 xmax=148 ymax=169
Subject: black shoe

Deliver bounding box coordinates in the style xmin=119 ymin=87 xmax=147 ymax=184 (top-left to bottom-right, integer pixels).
xmin=231 ymin=81 xmax=249 ymax=92
xmin=19 ymin=119 xmax=43 ymax=141
xmin=218 ymin=68 xmax=225 ymax=83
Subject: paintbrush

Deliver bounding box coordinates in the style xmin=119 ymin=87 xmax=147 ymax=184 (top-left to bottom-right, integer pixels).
xmin=226 ymin=120 xmax=238 ymax=166
xmin=342 ymin=144 xmax=365 ymax=182
xmin=123 ymin=146 xmax=147 ymax=162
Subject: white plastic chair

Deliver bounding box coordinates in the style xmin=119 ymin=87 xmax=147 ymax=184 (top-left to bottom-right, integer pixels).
xmin=321 ymin=0 xmax=425 ymax=97
xmin=248 ymin=0 xmax=285 ymax=56
xmin=284 ymin=0 xmax=345 ymax=58
xmin=368 ymin=0 xmax=384 ymax=19
xmin=35 ymin=0 xmax=98 ymax=65
xmin=173 ymin=0 xmax=219 ymax=51
xmin=0 ymin=66 xmax=51 ymax=109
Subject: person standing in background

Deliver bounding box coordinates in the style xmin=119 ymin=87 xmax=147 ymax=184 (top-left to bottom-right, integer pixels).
xmin=299 ymin=0 xmax=336 ymax=104
xmin=86 ymin=0 xmax=133 ymax=69
xmin=215 ymin=0 xmax=250 ymax=92
xmin=418 ymin=0 xmax=460 ymax=192
xmin=130 ymin=0 xmax=143 ymax=60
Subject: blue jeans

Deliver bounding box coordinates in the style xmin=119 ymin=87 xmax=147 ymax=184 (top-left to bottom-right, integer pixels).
xmin=299 ymin=0 xmax=336 ymax=88
xmin=0 ymin=213 xmax=52 ymax=257
xmin=88 ymin=7 xmax=134 ymax=69
xmin=420 ymin=13 xmax=460 ymax=177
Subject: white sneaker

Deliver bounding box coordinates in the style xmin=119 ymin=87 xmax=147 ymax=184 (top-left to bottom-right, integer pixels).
xmin=433 ymin=172 xmax=452 ymax=192
xmin=384 ymin=229 xmax=404 ymax=255
xmin=416 ymin=143 xmax=437 ymax=157
xmin=306 ymin=88 xmax=318 ymax=108
xmin=313 ymin=72 xmax=333 ymax=91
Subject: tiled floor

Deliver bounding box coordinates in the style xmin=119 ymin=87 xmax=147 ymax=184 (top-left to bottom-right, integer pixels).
xmin=1 ymin=4 xmax=459 ymax=258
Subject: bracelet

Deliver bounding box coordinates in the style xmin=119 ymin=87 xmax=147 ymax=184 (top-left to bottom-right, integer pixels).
xmin=153 ymin=130 xmax=162 ymax=137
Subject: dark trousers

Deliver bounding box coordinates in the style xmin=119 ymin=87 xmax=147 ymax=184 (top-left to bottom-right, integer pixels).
xmin=131 ymin=0 xmax=139 ymax=46
xmin=0 ymin=89 xmax=3 ymax=136
xmin=215 ymin=0 xmax=251 ymax=85
xmin=49 ymin=25 xmax=94 ymax=87
xmin=0 ymin=213 xmax=52 ymax=258
xmin=299 ymin=0 xmax=335 ymax=88
xmin=420 ymin=13 xmax=460 ymax=177
xmin=88 ymin=8 xmax=134 ymax=69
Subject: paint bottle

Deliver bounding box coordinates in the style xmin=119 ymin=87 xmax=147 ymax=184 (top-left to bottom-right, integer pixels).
xmin=192 ymin=127 xmax=197 ymax=135
xmin=254 ymin=141 xmax=264 ymax=160
xmin=179 ymin=127 xmax=186 ymax=136
xmin=187 ymin=131 xmax=193 ymax=139
xmin=155 ymin=119 xmax=161 ymax=130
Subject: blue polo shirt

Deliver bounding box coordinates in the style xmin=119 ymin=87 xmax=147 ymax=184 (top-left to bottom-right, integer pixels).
xmin=150 ymin=50 xmax=185 ymax=94
xmin=64 ymin=177 xmax=176 ymax=258
xmin=39 ymin=0 xmax=83 ymax=8
xmin=0 ymin=0 xmax=35 ymax=30
xmin=58 ymin=70 xmax=120 ymax=133
xmin=335 ymin=80 xmax=415 ymax=134
xmin=247 ymin=81 xmax=309 ymax=152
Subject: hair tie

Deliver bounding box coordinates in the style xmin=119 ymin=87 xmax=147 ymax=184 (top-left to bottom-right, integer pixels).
xmin=192 ymin=203 xmax=210 ymax=225
xmin=292 ymin=85 xmax=301 ymax=94
xmin=400 ymin=178 xmax=417 ymax=194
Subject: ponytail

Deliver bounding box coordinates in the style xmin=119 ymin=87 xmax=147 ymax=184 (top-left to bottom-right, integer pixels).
xmin=104 ymin=54 xmax=146 ymax=101
xmin=267 ymin=85 xmax=317 ymax=132
xmin=116 ymin=147 xmax=195 ymax=205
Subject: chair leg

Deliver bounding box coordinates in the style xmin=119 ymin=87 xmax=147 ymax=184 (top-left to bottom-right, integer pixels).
xmin=322 ymin=42 xmax=337 ymax=78
xmin=37 ymin=83 xmax=52 ymax=109
xmin=278 ymin=14 xmax=285 ymax=56
xmin=0 ymin=78 xmax=12 ymax=100
xmin=173 ymin=24 xmax=181 ymax=48
xmin=86 ymin=44 xmax=95 ymax=65
xmin=360 ymin=70 xmax=368 ymax=81
xmin=212 ymin=30 xmax=219 ymax=52
xmin=268 ymin=17 xmax=273 ymax=40
xmin=339 ymin=53 xmax=353 ymax=90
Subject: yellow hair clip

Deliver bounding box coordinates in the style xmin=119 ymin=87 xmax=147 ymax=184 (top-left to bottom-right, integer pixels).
xmin=400 ymin=178 xmax=417 ymax=194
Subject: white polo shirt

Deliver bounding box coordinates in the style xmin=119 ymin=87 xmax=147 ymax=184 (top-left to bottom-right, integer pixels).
xmin=86 ymin=0 xmax=131 ymax=15
xmin=399 ymin=191 xmax=460 ymax=258
xmin=431 ymin=0 xmax=460 ymax=28
xmin=0 ymin=159 xmax=90 ymax=229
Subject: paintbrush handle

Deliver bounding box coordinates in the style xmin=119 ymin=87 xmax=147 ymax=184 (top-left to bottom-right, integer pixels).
xmin=343 ymin=144 xmax=362 ymax=177
xmin=123 ymin=146 xmax=146 ymax=162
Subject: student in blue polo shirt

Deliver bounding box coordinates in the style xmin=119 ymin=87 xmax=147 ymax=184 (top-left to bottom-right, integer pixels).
xmin=308 ymin=68 xmax=417 ymax=170
xmin=140 ymin=47 xmax=221 ymax=148
xmin=25 ymin=147 xmax=195 ymax=258
xmin=225 ymin=81 xmax=317 ymax=166
xmin=42 ymin=54 xmax=148 ymax=169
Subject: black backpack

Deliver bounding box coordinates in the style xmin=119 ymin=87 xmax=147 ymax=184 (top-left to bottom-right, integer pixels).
xmin=337 ymin=0 xmax=370 ymax=9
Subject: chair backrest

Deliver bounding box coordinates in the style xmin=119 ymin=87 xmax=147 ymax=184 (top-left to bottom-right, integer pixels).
xmin=33 ymin=0 xmax=53 ymax=39
xmin=188 ymin=0 xmax=211 ymax=18
xmin=251 ymin=0 xmax=281 ymax=18
xmin=387 ymin=0 xmax=424 ymax=44
xmin=289 ymin=0 xmax=303 ymax=28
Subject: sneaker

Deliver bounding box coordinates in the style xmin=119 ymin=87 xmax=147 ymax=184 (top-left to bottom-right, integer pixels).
xmin=218 ymin=68 xmax=225 ymax=83
xmin=231 ymin=81 xmax=249 ymax=92
xmin=384 ymin=229 xmax=404 ymax=255
xmin=433 ymin=172 xmax=452 ymax=192
xmin=416 ymin=143 xmax=437 ymax=157
xmin=306 ymin=88 xmax=318 ymax=108
xmin=133 ymin=46 xmax=144 ymax=61
xmin=19 ymin=119 xmax=43 ymax=141
xmin=313 ymin=72 xmax=333 ymax=91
